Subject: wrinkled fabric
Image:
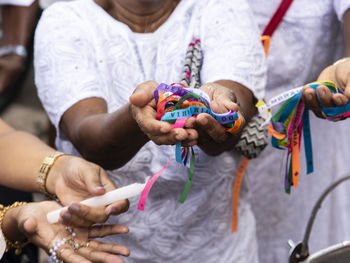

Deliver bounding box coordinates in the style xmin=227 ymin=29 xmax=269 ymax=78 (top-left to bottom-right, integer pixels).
xmin=247 ymin=1 xmax=350 ymax=262
xmin=35 ymin=0 xmax=266 ymax=262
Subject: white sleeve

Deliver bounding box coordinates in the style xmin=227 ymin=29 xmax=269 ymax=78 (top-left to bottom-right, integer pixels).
xmin=333 ymin=0 xmax=350 ymax=22
xmin=200 ymin=0 xmax=266 ymax=99
xmin=0 ymin=229 xmax=5 ymax=259
xmin=0 ymin=0 xmax=35 ymax=6
xmin=34 ymin=5 xmax=106 ymax=129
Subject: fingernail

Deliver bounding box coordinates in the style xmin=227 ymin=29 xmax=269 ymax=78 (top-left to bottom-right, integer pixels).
xmin=335 ymin=97 xmax=343 ymax=105
xmin=62 ymin=213 xmax=71 ymax=220
xmin=95 ymin=186 xmax=104 ymax=191
xmin=318 ymin=89 xmax=325 ymax=97
xmin=307 ymin=94 xmax=313 ymax=101
xmin=200 ymin=118 xmax=208 ymax=125
xmin=68 ymin=203 xmax=80 ymax=213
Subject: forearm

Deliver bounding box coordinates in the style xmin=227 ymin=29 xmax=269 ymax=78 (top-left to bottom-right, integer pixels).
xmin=65 ymin=103 xmax=149 ymax=169
xmin=1 ymin=1 xmax=40 ymax=47
xmin=0 ymin=121 xmax=53 ymax=192
xmin=215 ymin=80 xmax=258 ymax=121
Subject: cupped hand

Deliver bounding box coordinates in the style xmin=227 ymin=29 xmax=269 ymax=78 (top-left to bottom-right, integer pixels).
xmin=46 ymin=155 xmax=129 ymax=219
xmin=302 ymin=62 xmax=350 ymax=118
xmin=185 ymin=82 xmax=245 ymax=155
xmin=129 ymin=80 xmax=198 ymax=146
xmin=17 ymin=201 xmax=130 ymax=263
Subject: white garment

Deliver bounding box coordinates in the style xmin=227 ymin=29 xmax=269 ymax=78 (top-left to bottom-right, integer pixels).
xmin=0 ymin=0 xmax=34 ymax=6
xmin=246 ymin=0 xmax=350 ymax=262
xmin=39 ymin=0 xmax=70 ymax=9
xmin=0 ymin=229 xmax=5 ymax=259
xmin=34 ymin=0 xmax=266 ymax=262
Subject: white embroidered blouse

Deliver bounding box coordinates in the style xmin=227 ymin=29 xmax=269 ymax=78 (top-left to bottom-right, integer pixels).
xmin=35 ymin=0 xmax=266 ymax=262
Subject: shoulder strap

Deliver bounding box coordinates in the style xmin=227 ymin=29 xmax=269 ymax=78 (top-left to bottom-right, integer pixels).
xmin=261 ymin=0 xmax=294 ymax=55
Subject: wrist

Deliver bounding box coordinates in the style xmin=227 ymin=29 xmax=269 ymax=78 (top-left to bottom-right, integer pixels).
xmin=127 ymin=103 xmax=149 ymax=143
xmin=1 ymin=206 xmax=23 ymax=242
xmin=0 ymin=202 xmax=29 ymax=254
xmin=45 ymin=155 xmax=71 ymax=197
xmin=37 ymin=152 xmax=67 ymax=199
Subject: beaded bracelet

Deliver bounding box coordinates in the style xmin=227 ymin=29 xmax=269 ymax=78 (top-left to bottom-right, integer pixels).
xmin=0 ymin=202 xmax=29 ymax=255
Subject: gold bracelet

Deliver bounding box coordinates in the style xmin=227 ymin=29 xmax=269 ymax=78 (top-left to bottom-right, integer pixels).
xmin=333 ymin=57 xmax=350 ymax=66
xmin=0 ymin=202 xmax=29 ymax=255
xmin=37 ymin=151 xmax=66 ymax=200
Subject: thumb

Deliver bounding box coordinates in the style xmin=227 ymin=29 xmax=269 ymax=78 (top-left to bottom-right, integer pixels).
xmin=83 ymin=165 xmax=107 ymax=196
xmin=22 ymin=216 xmax=38 ymax=236
xmin=130 ymin=80 xmax=158 ymax=107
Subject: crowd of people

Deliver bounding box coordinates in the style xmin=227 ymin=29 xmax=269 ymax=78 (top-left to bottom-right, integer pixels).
xmin=1 ymin=0 xmax=350 ymax=262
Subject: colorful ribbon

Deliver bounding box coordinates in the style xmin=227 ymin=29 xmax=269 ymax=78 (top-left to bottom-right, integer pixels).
xmin=137 ymin=83 xmax=243 ymax=210
xmin=260 ymin=81 xmax=350 ymax=193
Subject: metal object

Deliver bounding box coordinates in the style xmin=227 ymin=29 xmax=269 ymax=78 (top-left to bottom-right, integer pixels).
xmin=288 ymin=175 xmax=350 ymax=263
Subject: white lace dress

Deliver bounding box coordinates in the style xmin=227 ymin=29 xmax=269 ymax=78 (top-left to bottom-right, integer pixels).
xmin=246 ymin=0 xmax=350 ymax=262
xmin=34 ymin=0 xmax=266 ymax=262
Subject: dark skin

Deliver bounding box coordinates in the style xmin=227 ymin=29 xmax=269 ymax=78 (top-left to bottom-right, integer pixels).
xmin=0 ymin=1 xmax=40 ymax=94
xmin=60 ymin=0 xmax=258 ymax=169
xmin=301 ymin=9 xmax=350 ymax=117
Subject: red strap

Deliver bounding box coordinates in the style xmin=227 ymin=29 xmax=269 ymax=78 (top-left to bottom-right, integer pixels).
xmin=262 ymin=0 xmax=294 ymax=37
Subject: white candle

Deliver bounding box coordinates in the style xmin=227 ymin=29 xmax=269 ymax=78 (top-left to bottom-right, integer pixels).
xmin=47 ymin=182 xmax=146 ymax=224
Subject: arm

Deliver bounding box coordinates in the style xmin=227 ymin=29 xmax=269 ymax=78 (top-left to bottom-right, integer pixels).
xmin=0 ymin=119 xmax=129 ymax=219
xmin=60 ymin=81 xmax=197 ymax=169
xmin=0 ymin=1 xmax=40 ymax=94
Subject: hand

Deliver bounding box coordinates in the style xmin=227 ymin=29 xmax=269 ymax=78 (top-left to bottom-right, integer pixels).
xmin=5 ymin=201 xmax=130 ymax=263
xmin=46 ymin=155 xmax=129 ymax=221
xmin=185 ymin=82 xmax=245 ymax=155
xmin=129 ymin=80 xmax=198 ymax=146
xmin=302 ymin=61 xmax=350 ymax=118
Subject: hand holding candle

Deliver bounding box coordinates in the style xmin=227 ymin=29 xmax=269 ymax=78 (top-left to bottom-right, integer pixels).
xmin=47 ymin=181 xmax=147 ymax=224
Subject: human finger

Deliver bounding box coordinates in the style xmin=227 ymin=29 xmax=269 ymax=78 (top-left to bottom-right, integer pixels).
xmin=130 ymin=80 xmax=159 ymax=107
xmin=81 ymin=240 xmax=130 ymax=256
xmin=88 ymin=224 xmax=129 ymax=238
xmin=210 ymin=96 xmax=238 ymax=114
xmin=82 ymin=164 xmax=108 ymax=196
xmin=68 ymin=203 xmax=108 ymax=225
xmin=184 ymin=117 xmax=196 ymax=129
xmin=105 ymin=199 xmax=129 ymax=216
xmin=317 ymin=85 xmax=334 ymax=107
xmin=21 ymin=215 xmax=38 ymax=235
xmin=76 ymin=247 xmax=125 ymax=263
xmin=182 ymin=129 xmax=199 ymax=147
xmin=302 ymin=86 xmax=323 ymax=118
xmin=59 ymin=207 xmax=98 ymax=228
xmin=147 ymin=128 xmax=188 ymax=145
xmin=59 ymin=246 xmax=92 ymax=263
xmin=136 ymin=112 xmax=173 ymax=135
xmin=196 ymin=113 xmax=228 ymax=144
xmin=332 ymin=93 xmax=349 ymax=106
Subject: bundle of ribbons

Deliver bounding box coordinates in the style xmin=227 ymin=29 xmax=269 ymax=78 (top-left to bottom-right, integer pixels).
xmin=260 ymin=81 xmax=350 ymax=193
xmin=137 ymin=83 xmax=242 ymax=210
